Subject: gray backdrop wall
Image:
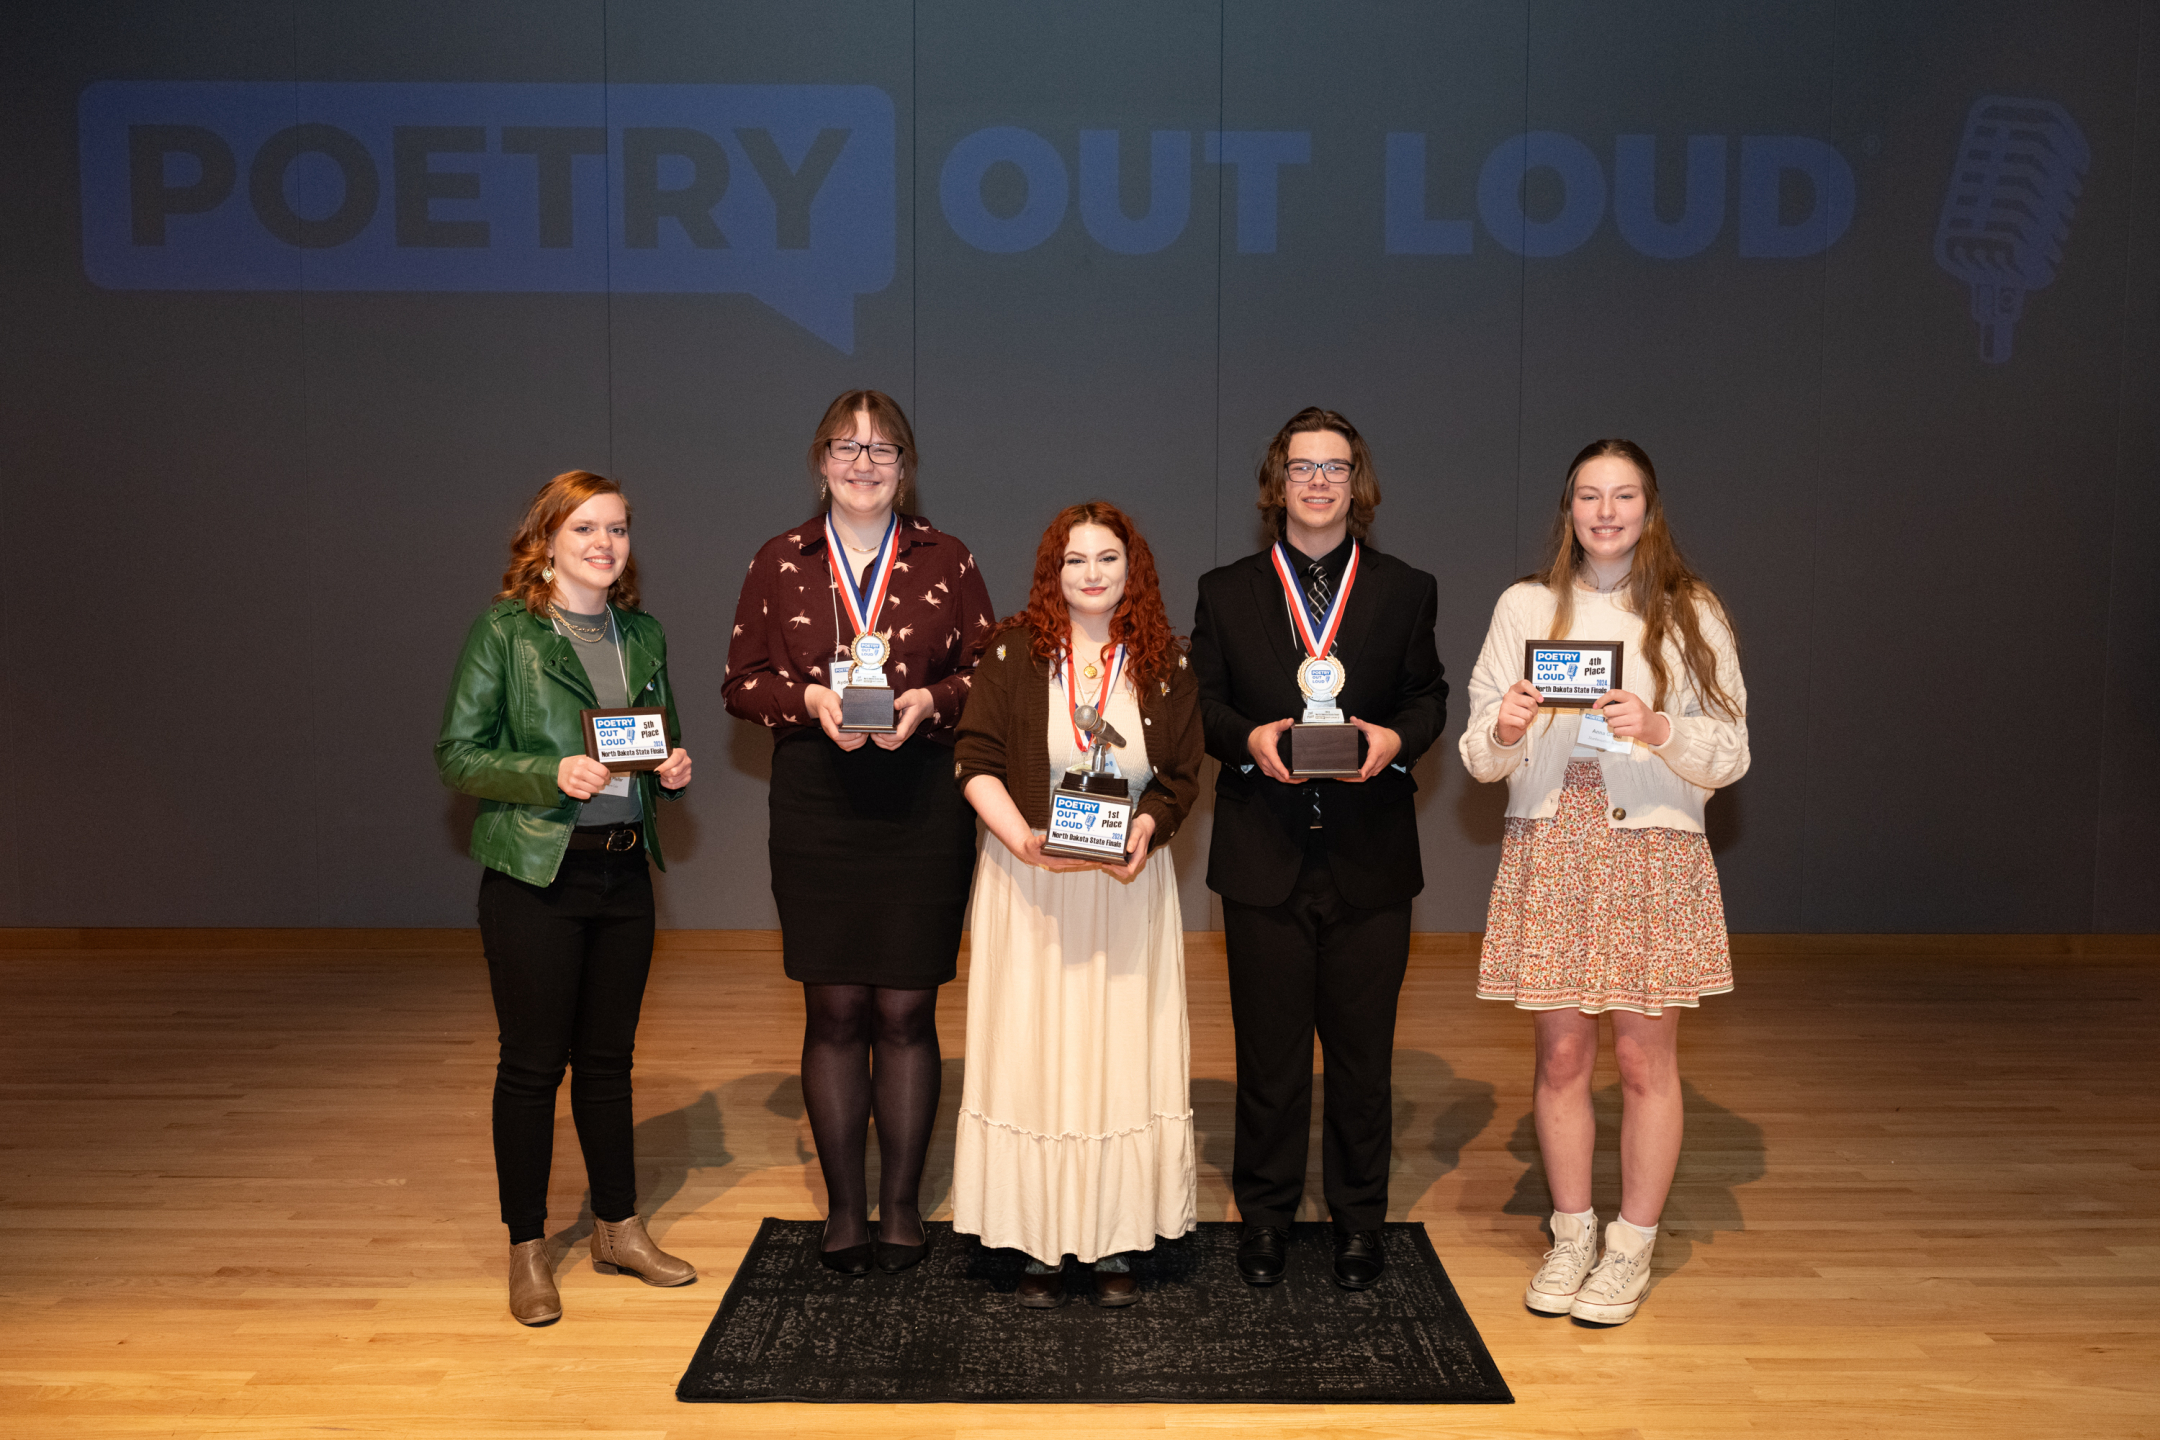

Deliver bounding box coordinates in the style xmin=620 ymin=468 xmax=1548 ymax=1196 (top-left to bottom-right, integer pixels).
xmin=3 ymin=1 xmax=2154 ymax=933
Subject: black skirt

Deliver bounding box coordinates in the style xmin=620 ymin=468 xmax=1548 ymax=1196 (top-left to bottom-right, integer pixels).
xmin=769 ymin=730 xmax=978 ymax=986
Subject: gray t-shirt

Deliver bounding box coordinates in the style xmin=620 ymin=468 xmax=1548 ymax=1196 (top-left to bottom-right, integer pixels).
xmin=555 ymin=606 xmax=643 ymax=828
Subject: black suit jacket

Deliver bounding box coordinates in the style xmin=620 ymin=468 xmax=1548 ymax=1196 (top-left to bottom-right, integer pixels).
xmin=1191 ymin=543 xmax=1448 ymax=910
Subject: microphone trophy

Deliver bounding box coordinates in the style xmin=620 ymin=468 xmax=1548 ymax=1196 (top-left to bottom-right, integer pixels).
xmin=1042 ymin=705 xmax=1138 ymax=862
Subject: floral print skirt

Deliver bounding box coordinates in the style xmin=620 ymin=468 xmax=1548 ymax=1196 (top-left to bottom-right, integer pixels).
xmin=1477 ymin=760 xmax=1733 ymax=1016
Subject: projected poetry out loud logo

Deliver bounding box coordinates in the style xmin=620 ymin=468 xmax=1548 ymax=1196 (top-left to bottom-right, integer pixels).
xmin=1934 ymin=97 xmax=2090 ymax=364
xmin=78 ymin=81 xmax=892 ymax=352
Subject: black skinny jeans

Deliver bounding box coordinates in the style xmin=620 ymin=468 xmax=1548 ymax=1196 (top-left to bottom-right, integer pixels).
xmin=478 ymin=850 xmax=655 ymax=1243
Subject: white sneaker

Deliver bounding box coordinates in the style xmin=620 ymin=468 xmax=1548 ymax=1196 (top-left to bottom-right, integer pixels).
xmin=1570 ymin=1220 xmax=1655 ymax=1324
xmin=1523 ymin=1210 xmax=1598 ymax=1314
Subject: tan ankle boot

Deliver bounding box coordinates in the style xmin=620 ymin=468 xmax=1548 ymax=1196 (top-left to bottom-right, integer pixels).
xmin=590 ymin=1214 xmax=697 ymax=1286
xmin=508 ymin=1239 xmax=562 ymax=1325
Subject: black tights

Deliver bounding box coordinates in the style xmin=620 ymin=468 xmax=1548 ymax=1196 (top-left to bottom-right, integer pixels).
xmin=801 ymin=983 xmax=941 ymax=1250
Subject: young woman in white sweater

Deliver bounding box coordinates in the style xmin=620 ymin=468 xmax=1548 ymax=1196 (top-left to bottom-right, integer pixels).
xmin=1459 ymin=438 xmax=1748 ymax=1326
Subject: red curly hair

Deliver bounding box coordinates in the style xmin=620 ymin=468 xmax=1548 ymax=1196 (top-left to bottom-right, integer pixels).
xmin=498 ymin=471 xmax=641 ymax=615
xmin=1006 ymin=501 xmax=1185 ymax=705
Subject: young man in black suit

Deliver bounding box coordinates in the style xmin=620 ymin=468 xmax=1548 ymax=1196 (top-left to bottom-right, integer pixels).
xmin=1189 ymin=407 xmax=1448 ymax=1290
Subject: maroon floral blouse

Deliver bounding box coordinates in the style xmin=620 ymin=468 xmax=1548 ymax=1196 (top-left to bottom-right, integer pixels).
xmin=722 ymin=513 xmax=998 ymax=744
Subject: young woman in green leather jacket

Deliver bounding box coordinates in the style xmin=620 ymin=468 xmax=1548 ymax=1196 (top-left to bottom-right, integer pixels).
xmin=435 ymin=470 xmax=695 ymax=1326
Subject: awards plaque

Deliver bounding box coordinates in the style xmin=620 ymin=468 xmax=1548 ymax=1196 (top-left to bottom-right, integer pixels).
xmin=581 ymin=707 xmax=670 ymax=772
xmin=1271 ymin=541 xmax=1364 ymax=779
xmin=1042 ymin=704 xmax=1138 ymax=862
xmin=825 ymin=512 xmax=903 ymax=733
xmin=1525 ymin=640 xmax=1625 ymax=707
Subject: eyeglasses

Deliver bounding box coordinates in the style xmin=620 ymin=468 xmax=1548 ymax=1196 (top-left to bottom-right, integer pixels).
xmin=827 ymin=439 xmax=904 ymax=465
xmin=1284 ymin=460 xmax=1354 ymax=486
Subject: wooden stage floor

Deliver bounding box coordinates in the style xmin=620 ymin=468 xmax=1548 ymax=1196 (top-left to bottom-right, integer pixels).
xmin=2 ymin=931 xmax=2155 ymax=1438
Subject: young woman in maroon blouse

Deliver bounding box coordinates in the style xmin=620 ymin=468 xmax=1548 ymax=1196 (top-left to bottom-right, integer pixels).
xmin=722 ymin=389 xmax=996 ymax=1276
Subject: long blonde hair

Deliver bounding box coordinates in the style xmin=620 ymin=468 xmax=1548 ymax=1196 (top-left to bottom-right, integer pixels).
xmin=1530 ymin=439 xmax=1742 ymax=720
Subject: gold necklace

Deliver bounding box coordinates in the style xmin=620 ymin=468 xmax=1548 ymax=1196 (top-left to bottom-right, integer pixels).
xmin=550 ymin=604 xmax=608 ymax=641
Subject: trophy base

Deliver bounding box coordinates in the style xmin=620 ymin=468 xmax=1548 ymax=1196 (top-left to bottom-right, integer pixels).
xmin=1288 ymin=722 xmax=1361 ymax=778
xmin=1042 ymin=772 xmax=1137 ymax=861
xmin=838 ymin=685 xmax=897 ymax=731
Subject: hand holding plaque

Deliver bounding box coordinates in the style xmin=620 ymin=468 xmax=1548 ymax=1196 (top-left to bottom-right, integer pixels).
xmin=1042 ymin=703 xmax=1139 ymax=862
xmin=1042 ymin=646 xmax=1139 ymax=861
xmin=582 ymin=707 xmax=671 ymax=772
xmin=1524 ymin=640 xmax=1625 ymax=707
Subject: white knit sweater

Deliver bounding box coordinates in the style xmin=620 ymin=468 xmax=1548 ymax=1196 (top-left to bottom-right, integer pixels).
xmin=1457 ymin=581 xmax=1749 ymax=833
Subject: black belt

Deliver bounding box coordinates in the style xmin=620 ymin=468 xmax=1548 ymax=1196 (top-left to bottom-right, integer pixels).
xmin=567 ymin=823 xmax=643 ymax=853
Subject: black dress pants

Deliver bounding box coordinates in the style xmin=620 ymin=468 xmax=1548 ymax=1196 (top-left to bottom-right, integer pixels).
xmin=478 ymin=851 xmax=655 ymax=1242
xmin=1221 ymin=839 xmax=1412 ymax=1233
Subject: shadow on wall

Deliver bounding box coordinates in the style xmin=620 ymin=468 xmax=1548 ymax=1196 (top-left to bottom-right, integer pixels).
xmin=1492 ymin=1078 xmax=1766 ymax=1276
xmin=725 ymin=708 xmax=775 ymax=785
xmin=1447 ymin=750 xmax=1508 ymax=851
xmin=1705 ymin=777 xmax=1747 ymax=856
xmin=651 ymin=770 xmax=704 ymax=875
xmin=441 ymin=790 xmax=478 ymax=861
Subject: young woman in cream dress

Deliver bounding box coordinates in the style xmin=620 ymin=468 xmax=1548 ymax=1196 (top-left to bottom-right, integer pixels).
xmin=952 ymin=502 xmax=1204 ymax=1309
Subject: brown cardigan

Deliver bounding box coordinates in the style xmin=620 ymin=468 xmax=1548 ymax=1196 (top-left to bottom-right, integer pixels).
xmin=953 ymin=625 xmax=1204 ymax=845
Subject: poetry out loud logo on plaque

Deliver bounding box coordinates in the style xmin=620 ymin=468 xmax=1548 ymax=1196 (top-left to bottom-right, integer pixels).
xmin=79 ymin=81 xmax=894 ymax=351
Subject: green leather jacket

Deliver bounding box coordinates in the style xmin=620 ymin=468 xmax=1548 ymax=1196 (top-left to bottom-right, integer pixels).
xmin=436 ymin=599 xmax=685 ymax=886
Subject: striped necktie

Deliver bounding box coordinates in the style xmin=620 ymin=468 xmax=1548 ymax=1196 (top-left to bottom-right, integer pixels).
xmin=1300 ymin=558 xmax=1334 ymax=828
xmin=1303 ymin=558 xmax=1333 ymax=630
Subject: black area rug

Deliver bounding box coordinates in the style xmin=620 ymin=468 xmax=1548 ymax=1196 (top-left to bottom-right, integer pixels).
xmin=676 ymin=1219 xmax=1511 ymax=1404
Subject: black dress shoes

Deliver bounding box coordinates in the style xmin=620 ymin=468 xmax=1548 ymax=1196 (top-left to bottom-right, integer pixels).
xmin=1236 ymin=1225 xmax=1290 ymax=1286
xmin=819 ymin=1216 xmax=874 ymax=1276
xmin=1332 ymin=1229 xmax=1385 ymax=1290
xmin=874 ymin=1228 xmax=929 ymax=1274
xmin=819 ymin=1241 xmax=874 ymax=1276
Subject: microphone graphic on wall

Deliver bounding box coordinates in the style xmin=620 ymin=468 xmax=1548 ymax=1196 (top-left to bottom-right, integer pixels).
xmin=1934 ymin=97 xmax=2090 ymax=364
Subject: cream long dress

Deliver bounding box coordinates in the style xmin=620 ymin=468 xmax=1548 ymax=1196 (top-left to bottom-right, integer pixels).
xmin=951 ymin=670 xmax=1196 ymax=1265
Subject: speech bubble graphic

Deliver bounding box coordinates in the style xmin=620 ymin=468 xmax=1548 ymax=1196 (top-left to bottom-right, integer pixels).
xmin=80 ymin=81 xmax=894 ymax=352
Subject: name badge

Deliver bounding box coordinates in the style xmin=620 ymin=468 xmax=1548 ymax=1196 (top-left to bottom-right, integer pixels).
xmin=1576 ymin=711 xmax=1633 ymax=753
xmin=1525 ymin=640 xmax=1625 ymax=706
xmin=599 ymin=773 xmax=634 ymax=797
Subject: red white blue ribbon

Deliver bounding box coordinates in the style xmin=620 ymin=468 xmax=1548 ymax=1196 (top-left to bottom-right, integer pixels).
xmin=1058 ymin=643 xmax=1127 ymax=752
xmin=824 ymin=512 xmax=900 ymax=640
xmin=1269 ymin=539 xmax=1360 ymax=659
